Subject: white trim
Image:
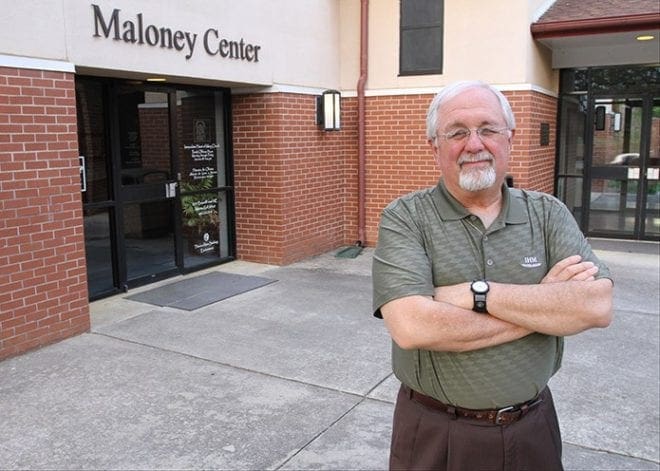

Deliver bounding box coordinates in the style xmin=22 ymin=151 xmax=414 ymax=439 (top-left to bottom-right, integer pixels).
xmin=361 ymin=84 xmax=558 ymax=98
xmin=229 ymin=83 xmax=558 ymax=98
xmin=232 ymin=83 xmax=332 ymax=96
xmin=365 ymin=87 xmax=437 ymax=97
xmin=0 ymin=54 xmax=75 ymax=73
xmin=496 ymin=83 xmax=558 ymax=98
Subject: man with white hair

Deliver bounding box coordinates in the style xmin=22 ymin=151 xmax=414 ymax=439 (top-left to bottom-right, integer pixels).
xmin=372 ymin=81 xmax=613 ymax=470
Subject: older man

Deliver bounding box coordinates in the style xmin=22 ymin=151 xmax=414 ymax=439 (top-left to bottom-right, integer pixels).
xmin=372 ymin=81 xmax=613 ymax=470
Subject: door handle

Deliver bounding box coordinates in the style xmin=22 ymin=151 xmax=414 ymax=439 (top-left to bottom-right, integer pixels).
xmin=79 ymin=156 xmax=87 ymax=192
xmin=165 ymin=181 xmax=178 ymax=198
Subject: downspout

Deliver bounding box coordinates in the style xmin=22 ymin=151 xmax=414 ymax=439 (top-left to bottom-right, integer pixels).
xmin=357 ymin=0 xmax=368 ymax=246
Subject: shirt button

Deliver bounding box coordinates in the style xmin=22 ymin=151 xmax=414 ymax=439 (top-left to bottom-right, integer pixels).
xmin=486 ymin=259 xmax=494 ymax=266
xmin=483 ymin=236 xmax=489 ymax=241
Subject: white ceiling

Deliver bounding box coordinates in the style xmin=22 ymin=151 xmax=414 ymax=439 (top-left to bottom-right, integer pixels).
xmin=536 ymin=28 xmax=660 ymax=68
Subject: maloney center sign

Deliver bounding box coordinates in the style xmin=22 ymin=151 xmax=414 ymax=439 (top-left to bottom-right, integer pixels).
xmin=91 ymin=4 xmax=262 ymax=62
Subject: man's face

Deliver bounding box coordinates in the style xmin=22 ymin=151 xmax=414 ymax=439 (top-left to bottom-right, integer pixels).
xmin=429 ymin=87 xmax=514 ymax=195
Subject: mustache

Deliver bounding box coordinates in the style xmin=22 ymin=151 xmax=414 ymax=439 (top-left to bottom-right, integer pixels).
xmin=458 ymin=152 xmax=494 ymax=165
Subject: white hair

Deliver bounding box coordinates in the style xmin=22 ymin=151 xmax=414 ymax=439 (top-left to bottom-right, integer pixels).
xmin=426 ymin=81 xmax=516 ymax=141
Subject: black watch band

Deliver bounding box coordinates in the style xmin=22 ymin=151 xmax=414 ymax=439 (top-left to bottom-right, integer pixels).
xmin=470 ymin=280 xmax=490 ymax=313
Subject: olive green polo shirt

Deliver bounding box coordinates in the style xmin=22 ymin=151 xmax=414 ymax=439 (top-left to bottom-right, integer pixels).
xmin=372 ymin=179 xmax=611 ymax=409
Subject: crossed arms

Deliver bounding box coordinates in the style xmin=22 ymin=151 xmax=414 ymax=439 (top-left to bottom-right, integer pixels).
xmin=380 ymin=255 xmax=613 ymax=353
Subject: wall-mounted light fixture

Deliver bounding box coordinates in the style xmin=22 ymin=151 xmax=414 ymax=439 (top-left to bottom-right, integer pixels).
xmin=316 ymin=89 xmax=341 ymax=131
xmin=613 ymin=112 xmax=622 ymax=132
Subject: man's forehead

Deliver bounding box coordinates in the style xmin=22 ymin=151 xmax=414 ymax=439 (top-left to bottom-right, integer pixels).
xmin=438 ymin=88 xmax=504 ymax=126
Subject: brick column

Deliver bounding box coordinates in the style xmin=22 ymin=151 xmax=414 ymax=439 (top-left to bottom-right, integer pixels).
xmin=0 ymin=67 xmax=90 ymax=360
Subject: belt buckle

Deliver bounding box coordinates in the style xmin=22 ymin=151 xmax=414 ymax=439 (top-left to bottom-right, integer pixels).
xmin=494 ymin=405 xmax=515 ymax=425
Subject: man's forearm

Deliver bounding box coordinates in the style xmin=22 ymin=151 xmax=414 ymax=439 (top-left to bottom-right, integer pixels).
xmin=487 ymin=278 xmax=613 ymax=335
xmin=434 ymin=278 xmax=613 ymax=336
xmin=381 ymin=295 xmax=533 ymax=352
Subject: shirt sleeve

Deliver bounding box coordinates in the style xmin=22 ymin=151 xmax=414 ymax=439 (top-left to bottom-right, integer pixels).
xmin=372 ymin=201 xmax=435 ymax=318
xmin=544 ymin=197 xmax=612 ymax=282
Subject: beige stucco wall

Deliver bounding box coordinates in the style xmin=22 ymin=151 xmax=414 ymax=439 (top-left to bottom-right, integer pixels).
xmin=0 ymin=2 xmax=69 ymax=59
xmin=339 ymin=0 xmax=558 ymax=95
xmin=527 ymin=0 xmax=559 ymax=92
xmin=0 ymin=0 xmax=342 ymax=90
xmin=1 ymin=0 xmax=556 ymax=93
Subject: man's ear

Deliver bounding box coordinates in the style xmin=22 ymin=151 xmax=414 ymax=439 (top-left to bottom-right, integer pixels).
xmin=429 ymin=139 xmax=443 ymax=169
xmin=428 ymin=139 xmax=437 ymax=156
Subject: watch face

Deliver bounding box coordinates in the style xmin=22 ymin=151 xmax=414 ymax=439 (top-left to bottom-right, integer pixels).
xmin=472 ymin=281 xmax=489 ymax=293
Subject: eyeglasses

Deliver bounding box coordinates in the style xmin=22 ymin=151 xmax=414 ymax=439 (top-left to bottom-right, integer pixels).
xmin=435 ymin=126 xmax=510 ymax=143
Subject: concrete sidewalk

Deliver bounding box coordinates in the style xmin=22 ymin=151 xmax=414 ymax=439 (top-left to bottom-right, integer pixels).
xmin=1 ymin=240 xmax=658 ymax=470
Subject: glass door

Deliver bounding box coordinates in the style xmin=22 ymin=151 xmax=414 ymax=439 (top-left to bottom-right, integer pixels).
xmin=78 ymin=78 xmax=117 ymax=298
xmin=587 ymin=97 xmax=660 ymax=239
xmin=175 ymin=89 xmax=233 ymax=270
xmin=114 ymin=86 xmax=179 ymax=286
xmin=643 ymin=98 xmax=660 ymax=239
xmin=78 ymin=77 xmax=235 ymax=299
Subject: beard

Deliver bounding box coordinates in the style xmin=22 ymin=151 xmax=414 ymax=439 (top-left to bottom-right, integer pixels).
xmin=458 ymin=152 xmax=497 ymax=192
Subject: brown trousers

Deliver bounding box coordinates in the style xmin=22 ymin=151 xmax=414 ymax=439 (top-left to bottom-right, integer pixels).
xmin=390 ymin=385 xmax=564 ymax=471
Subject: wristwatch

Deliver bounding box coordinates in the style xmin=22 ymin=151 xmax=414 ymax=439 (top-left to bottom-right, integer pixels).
xmin=470 ymin=280 xmax=490 ymax=313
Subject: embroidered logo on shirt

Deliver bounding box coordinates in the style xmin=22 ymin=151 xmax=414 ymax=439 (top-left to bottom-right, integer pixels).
xmin=520 ymin=256 xmax=542 ymax=268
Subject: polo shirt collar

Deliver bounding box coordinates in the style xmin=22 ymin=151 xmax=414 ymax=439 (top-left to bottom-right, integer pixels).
xmin=433 ymin=178 xmax=528 ymax=225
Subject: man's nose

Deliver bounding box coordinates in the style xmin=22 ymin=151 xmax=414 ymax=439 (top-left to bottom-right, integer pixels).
xmin=464 ymin=130 xmax=485 ymax=151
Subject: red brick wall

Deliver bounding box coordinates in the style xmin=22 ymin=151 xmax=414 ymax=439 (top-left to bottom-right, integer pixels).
xmin=363 ymin=94 xmax=439 ymax=244
xmin=507 ymin=90 xmax=558 ymax=193
xmin=232 ymin=90 xmax=558 ymax=258
xmin=362 ymin=90 xmax=558 ymax=246
xmin=0 ymin=67 xmax=90 ymax=360
xmin=232 ymin=92 xmax=358 ymax=265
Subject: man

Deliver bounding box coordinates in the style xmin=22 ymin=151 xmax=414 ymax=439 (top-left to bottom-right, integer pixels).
xmin=372 ymin=81 xmax=613 ymax=470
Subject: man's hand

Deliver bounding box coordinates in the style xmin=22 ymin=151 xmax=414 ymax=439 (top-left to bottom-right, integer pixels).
xmin=542 ymin=255 xmax=599 ymax=283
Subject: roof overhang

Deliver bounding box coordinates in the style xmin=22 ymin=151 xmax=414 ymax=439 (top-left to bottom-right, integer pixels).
xmin=531 ymin=13 xmax=660 ymax=68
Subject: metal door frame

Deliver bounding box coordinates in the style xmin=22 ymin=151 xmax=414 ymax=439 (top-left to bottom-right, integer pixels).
xmin=79 ymin=76 xmax=236 ymax=300
xmin=582 ymin=93 xmax=658 ymax=240
xmin=108 ymin=81 xmax=182 ymax=290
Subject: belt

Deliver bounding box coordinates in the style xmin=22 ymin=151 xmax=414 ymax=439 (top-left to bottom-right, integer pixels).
xmin=403 ymin=385 xmax=544 ymax=426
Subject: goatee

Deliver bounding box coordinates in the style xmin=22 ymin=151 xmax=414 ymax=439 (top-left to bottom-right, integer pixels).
xmin=458 ymin=153 xmax=497 ymax=192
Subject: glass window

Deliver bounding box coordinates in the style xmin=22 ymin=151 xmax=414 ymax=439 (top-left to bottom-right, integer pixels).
xmin=117 ymin=90 xmax=171 ymax=185
xmin=76 ymin=79 xmax=110 ymax=203
xmin=84 ymin=207 xmax=114 ymax=298
xmin=177 ymin=90 xmax=227 ymax=189
xmin=558 ymin=95 xmax=587 ymax=175
xmin=557 ymin=177 xmax=583 ymax=220
xmin=399 ymin=0 xmax=443 ymax=75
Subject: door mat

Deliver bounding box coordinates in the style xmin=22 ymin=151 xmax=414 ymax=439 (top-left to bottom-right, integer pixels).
xmin=127 ymin=271 xmax=277 ymax=311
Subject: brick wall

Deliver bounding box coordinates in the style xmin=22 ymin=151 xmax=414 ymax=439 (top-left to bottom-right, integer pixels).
xmin=363 ymin=94 xmax=439 ymax=245
xmin=362 ymin=90 xmax=558 ymax=246
xmin=0 ymin=81 xmax=557 ymax=359
xmin=232 ymin=93 xmax=358 ymax=265
xmin=232 ymin=89 xmax=558 ymax=259
xmin=0 ymin=67 xmax=90 ymax=360
xmin=507 ymin=91 xmax=558 ymax=193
